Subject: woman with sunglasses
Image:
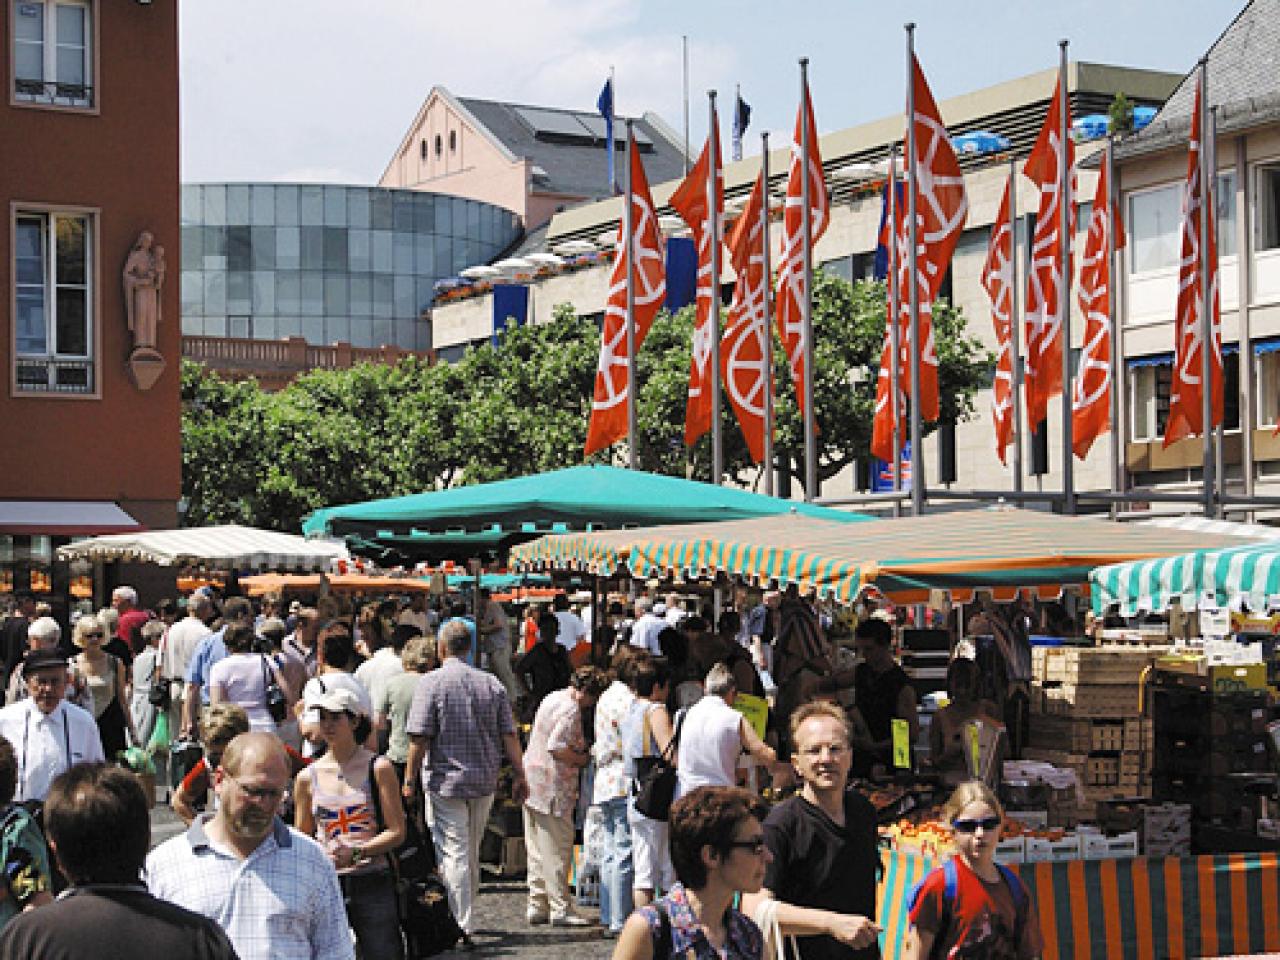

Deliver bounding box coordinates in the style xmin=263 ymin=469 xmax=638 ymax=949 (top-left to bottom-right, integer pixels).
xmin=613 ymin=785 xmax=770 ymax=960
xmin=294 ymin=685 xmax=406 ymax=960
xmin=72 ymin=615 xmax=138 ymax=759
xmin=905 ymin=781 xmax=1042 ymax=960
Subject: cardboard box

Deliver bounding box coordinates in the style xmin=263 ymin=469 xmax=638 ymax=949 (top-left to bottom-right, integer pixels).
xmin=1081 ymin=831 xmax=1140 ymax=860
xmin=1024 ymin=835 xmax=1081 ymax=863
xmin=994 ymin=837 xmax=1025 ymax=864
xmin=1209 ymin=663 xmax=1267 ymax=694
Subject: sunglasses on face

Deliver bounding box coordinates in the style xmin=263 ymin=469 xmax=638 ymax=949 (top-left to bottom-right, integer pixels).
xmin=82 ymin=632 xmax=103 ymax=638
xmin=725 ymin=835 xmax=768 ymax=856
xmin=952 ymin=816 xmax=1002 ymax=834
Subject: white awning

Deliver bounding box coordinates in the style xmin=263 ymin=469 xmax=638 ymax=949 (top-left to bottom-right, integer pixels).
xmin=0 ymin=501 xmax=141 ymax=536
xmin=56 ymin=524 xmax=349 ymax=571
xmin=1136 ymin=515 xmax=1280 ymax=540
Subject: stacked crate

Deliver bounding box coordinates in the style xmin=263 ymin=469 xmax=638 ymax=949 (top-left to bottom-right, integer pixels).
xmin=1149 ymin=670 xmax=1275 ymax=832
xmin=1028 ymin=646 xmax=1163 ymax=817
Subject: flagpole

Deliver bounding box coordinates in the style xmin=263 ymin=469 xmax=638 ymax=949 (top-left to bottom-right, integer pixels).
xmin=799 ymin=57 xmax=818 ymax=502
xmin=905 ymin=25 xmax=925 ymax=516
xmin=734 ymin=84 xmax=742 ymax=163
xmin=682 ymin=36 xmax=690 ymax=176
xmin=624 ymin=120 xmax=638 ymax=470
xmin=1211 ymin=104 xmax=1224 ymax=511
xmin=1106 ymin=138 xmax=1122 ymax=509
xmin=609 ymin=67 xmax=617 ymax=194
xmin=708 ymin=90 xmax=724 ymax=485
xmin=1008 ymin=158 xmax=1025 ymax=494
xmin=888 ymin=146 xmax=903 ymax=497
xmin=1058 ymin=39 xmax=1075 ymax=514
xmin=1198 ymin=59 xmax=1214 ymax=517
xmin=761 ymin=131 xmax=776 ymax=498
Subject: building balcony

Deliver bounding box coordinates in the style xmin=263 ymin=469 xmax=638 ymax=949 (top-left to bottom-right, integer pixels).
xmin=181 ymin=335 xmax=433 ymax=390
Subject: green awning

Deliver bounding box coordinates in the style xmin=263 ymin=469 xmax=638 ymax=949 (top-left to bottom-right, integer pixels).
xmin=1091 ymin=540 xmax=1280 ymax=615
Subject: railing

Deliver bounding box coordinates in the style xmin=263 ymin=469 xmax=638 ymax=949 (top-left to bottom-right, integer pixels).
xmin=182 ymin=336 xmax=432 ymax=389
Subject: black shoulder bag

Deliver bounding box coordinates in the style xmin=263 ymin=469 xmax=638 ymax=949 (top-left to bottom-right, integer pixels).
xmin=632 ymin=708 xmax=683 ymax=822
xmin=260 ymin=655 xmax=288 ymax=723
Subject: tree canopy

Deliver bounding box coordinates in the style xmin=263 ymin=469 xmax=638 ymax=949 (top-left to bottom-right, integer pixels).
xmin=182 ymin=273 xmax=991 ymax=531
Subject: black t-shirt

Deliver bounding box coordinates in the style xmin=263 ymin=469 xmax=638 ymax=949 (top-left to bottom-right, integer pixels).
xmin=853 ymin=662 xmax=909 ymax=744
xmin=0 ymin=884 xmax=238 ymax=960
xmin=763 ymin=790 xmax=882 ymax=960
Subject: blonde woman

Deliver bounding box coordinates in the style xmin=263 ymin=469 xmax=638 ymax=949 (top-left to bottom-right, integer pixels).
xmin=95 ymin=606 xmax=131 ymax=666
xmin=73 ymin=615 xmax=137 ymax=758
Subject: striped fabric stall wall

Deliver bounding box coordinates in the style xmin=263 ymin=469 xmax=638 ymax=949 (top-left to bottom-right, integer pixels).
xmin=877 ymin=850 xmax=1280 ymax=960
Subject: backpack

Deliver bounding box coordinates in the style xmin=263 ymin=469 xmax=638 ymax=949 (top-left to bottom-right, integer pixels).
xmin=907 ymin=858 xmax=1029 ymax=960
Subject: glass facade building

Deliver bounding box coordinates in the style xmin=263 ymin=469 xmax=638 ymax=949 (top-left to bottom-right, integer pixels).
xmin=180 ymin=184 xmax=521 ymax=351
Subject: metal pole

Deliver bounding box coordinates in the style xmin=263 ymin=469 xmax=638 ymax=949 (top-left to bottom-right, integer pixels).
xmin=1198 ymin=60 xmax=1214 ymax=518
xmin=761 ymin=132 xmax=776 ymax=498
xmin=682 ymin=36 xmax=690 ymax=176
xmin=889 ymin=147 xmax=903 ymax=498
xmin=1237 ymin=134 xmax=1255 ymax=505
xmin=905 ymin=25 xmax=925 ymax=516
xmin=709 ymin=91 xmax=723 ymax=485
xmin=1008 ymin=158 xmax=1025 ymax=494
xmin=1058 ymin=40 xmax=1075 ymax=514
xmin=624 ymin=121 xmax=638 ymax=469
xmin=799 ymin=58 xmax=818 ymax=501
xmin=1106 ymin=139 xmax=1122 ymax=511
xmin=1211 ymin=106 xmax=1224 ymax=509
xmin=609 ymin=66 xmax=617 ymax=195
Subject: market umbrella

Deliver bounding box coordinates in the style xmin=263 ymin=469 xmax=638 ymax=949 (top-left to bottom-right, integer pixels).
xmin=950 ymin=131 xmax=1010 ymax=156
xmin=1091 ymin=539 xmax=1280 ymax=616
xmin=57 ymin=524 xmax=348 ymax=572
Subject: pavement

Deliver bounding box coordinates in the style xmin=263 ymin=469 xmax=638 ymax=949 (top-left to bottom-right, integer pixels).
xmin=148 ymin=799 xmax=616 ymax=960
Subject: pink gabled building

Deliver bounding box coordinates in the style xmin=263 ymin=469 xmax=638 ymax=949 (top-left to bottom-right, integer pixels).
xmin=379 ymin=86 xmax=687 ymax=231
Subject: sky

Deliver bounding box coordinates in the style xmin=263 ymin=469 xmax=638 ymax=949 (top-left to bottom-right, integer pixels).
xmin=179 ymin=0 xmax=1243 ymax=185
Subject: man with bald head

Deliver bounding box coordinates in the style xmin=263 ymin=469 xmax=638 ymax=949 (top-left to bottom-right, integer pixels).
xmin=146 ymin=732 xmax=353 ymax=960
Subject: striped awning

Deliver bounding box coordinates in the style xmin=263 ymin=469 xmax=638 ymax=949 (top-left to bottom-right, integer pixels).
xmin=515 ymin=507 xmax=1241 ymax=603
xmin=56 ymin=524 xmax=349 ymax=571
xmin=1091 ymin=539 xmax=1280 ymax=615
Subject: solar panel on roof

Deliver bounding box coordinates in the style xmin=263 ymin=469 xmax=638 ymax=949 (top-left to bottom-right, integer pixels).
xmin=514 ymin=106 xmax=592 ymax=140
xmin=578 ymin=113 xmax=653 ymax=147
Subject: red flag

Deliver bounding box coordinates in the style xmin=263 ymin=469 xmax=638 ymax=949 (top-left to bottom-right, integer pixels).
xmin=721 ymin=170 xmax=769 ymax=462
xmin=1023 ymin=72 xmax=1075 ymax=428
xmin=669 ymin=109 xmax=724 ymax=447
xmin=871 ymin=165 xmax=907 ymax=465
xmin=982 ymin=180 xmax=1016 ymax=465
xmin=890 ymin=54 xmax=969 ymax=424
xmin=775 ymin=83 xmax=828 ymax=421
xmin=1072 ymin=158 xmax=1126 ymax=460
xmin=1165 ymin=75 xmax=1222 ymax=447
xmin=584 ymin=141 xmax=666 ymax=457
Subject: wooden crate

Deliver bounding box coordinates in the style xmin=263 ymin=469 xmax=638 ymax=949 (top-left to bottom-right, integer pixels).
xmin=1042 ymin=647 xmax=1162 ymax=685
xmin=1086 ymin=755 xmax=1120 ymax=786
xmin=1041 ymin=683 xmax=1143 ymax=718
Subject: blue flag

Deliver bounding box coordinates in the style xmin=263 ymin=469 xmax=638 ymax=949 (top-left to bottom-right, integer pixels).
xmin=732 ymin=92 xmax=751 ymax=162
xmin=598 ymin=78 xmax=615 ymax=193
xmin=873 ymin=178 xmax=906 ymax=280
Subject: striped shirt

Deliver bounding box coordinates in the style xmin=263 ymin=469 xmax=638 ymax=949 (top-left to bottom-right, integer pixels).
xmin=145 ymin=815 xmax=353 ymax=960
xmin=406 ymin=657 xmax=515 ymax=799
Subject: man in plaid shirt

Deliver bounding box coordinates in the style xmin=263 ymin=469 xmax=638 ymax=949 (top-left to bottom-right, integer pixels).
xmin=146 ymin=732 xmax=352 ymax=960
xmin=405 ymin=620 xmax=527 ymax=940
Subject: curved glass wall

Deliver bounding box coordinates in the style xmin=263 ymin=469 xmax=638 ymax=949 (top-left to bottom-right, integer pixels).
xmin=180 ymin=184 xmax=521 ymax=351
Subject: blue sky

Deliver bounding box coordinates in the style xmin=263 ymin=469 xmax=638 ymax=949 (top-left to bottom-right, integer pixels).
xmin=180 ymin=0 xmax=1241 ymax=185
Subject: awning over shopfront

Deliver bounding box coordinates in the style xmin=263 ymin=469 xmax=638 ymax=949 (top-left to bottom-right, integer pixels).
xmin=302 ymin=466 xmax=868 ymax=559
xmin=514 ymin=507 xmax=1243 ymax=603
xmin=0 ymin=501 xmax=142 ymax=536
xmin=1091 ymin=539 xmax=1280 ymax=615
xmin=56 ymin=524 xmax=348 ymax=571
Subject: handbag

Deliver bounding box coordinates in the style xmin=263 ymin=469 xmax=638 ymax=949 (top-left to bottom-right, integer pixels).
xmin=147 ymin=651 xmax=170 ymax=709
xmin=632 ymin=707 xmax=683 ymax=822
xmin=260 ymin=655 xmax=288 ymax=724
xmin=368 ymin=758 xmax=461 ymax=958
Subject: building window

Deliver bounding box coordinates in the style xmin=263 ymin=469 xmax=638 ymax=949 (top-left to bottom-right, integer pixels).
xmin=14 ymin=210 xmax=94 ymax=394
xmin=434 ymin=134 xmax=442 ymax=157
xmin=12 ymin=0 xmax=93 ymax=108
xmin=1129 ymin=184 xmax=1180 ymax=274
xmin=1129 ymin=352 xmax=1239 ymax=442
xmin=1258 ymin=163 xmax=1280 ymax=253
xmin=420 ymin=139 xmax=427 ymax=161
xmin=449 ymin=130 xmax=457 ymax=152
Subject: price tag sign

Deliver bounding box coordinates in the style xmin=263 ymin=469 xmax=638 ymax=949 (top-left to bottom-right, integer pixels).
xmin=891 ymin=718 xmax=911 ymax=769
xmin=733 ymin=693 xmax=769 ymax=741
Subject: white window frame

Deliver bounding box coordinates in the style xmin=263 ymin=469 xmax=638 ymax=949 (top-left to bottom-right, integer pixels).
xmin=10 ymin=0 xmax=97 ymax=112
xmin=10 ymin=204 xmax=100 ymax=398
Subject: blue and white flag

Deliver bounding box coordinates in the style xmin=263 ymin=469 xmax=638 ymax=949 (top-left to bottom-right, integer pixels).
xmin=598 ymin=78 xmax=616 ymax=193
xmin=732 ymin=91 xmax=751 ymax=162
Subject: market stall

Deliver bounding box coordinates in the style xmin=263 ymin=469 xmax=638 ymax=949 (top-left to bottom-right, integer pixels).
xmin=57 ymin=523 xmax=348 ymax=571
xmin=1091 ymin=539 xmax=1280 ymax=616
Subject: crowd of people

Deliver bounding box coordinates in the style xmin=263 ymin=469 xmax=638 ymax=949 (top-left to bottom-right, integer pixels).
xmin=0 ymin=583 xmax=1044 ymax=960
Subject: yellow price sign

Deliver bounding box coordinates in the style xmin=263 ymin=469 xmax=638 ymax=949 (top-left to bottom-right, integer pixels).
xmin=733 ymin=693 xmax=769 ymax=741
xmin=891 ymin=718 xmax=911 ymax=769
xmin=966 ymin=722 xmax=982 ymax=778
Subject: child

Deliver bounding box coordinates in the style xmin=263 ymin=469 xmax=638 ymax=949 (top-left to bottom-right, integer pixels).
xmin=905 ymin=780 xmax=1043 ymax=960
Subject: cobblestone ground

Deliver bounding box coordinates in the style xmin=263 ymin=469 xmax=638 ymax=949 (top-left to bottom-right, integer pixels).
xmin=149 ymin=802 xmax=615 ymax=960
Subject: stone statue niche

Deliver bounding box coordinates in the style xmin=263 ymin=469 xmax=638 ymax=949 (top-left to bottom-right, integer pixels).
xmin=122 ymin=230 xmax=167 ymax=390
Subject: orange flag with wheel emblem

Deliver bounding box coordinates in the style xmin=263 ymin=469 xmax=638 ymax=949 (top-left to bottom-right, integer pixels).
xmin=721 ymin=169 xmax=769 ymax=462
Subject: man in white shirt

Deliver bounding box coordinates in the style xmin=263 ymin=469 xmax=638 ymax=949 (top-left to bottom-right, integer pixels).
xmin=163 ymin=594 xmax=212 ymax=742
xmin=354 ymin=624 xmax=407 ymax=710
xmin=551 ymin=594 xmax=586 ymax=653
xmin=629 ymin=598 xmax=667 ymax=656
xmin=0 ymin=648 xmax=104 ymax=801
xmin=665 ymin=592 xmax=689 ymax=627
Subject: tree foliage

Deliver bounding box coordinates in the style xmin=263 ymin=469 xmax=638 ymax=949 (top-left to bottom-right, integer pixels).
xmin=181 ymin=273 xmax=991 ymax=530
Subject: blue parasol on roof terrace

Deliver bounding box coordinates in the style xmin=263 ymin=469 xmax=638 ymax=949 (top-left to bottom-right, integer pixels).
xmin=1132 ymin=106 xmax=1156 ymax=131
xmin=1073 ymin=114 xmax=1111 ymax=141
xmin=433 ymin=276 xmax=470 ymax=293
xmin=950 ymin=131 xmax=1011 ymax=156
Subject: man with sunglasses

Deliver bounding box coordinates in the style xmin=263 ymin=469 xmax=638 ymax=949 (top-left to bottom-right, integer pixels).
xmin=147 ymin=731 xmax=353 ymax=960
xmin=743 ymin=702 xmax=881 ymax=960
xmin=0 ymin=648 xmax=104 ymax=802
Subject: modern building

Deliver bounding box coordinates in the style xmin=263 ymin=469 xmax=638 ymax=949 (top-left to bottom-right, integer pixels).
xmin=179 ymin=183 xmax=521 ymax=383
xmin=428 ymin=60 xmax=1182 ymax=500
xmin=379 ymin=86 xmax=688 ymax=232
xmin=2 ymin=0 xmax=180 ymax=607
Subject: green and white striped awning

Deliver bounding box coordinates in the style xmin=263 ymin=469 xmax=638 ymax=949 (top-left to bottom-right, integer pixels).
xmin=1090 ymin=541 xmax=1280 ymax=616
